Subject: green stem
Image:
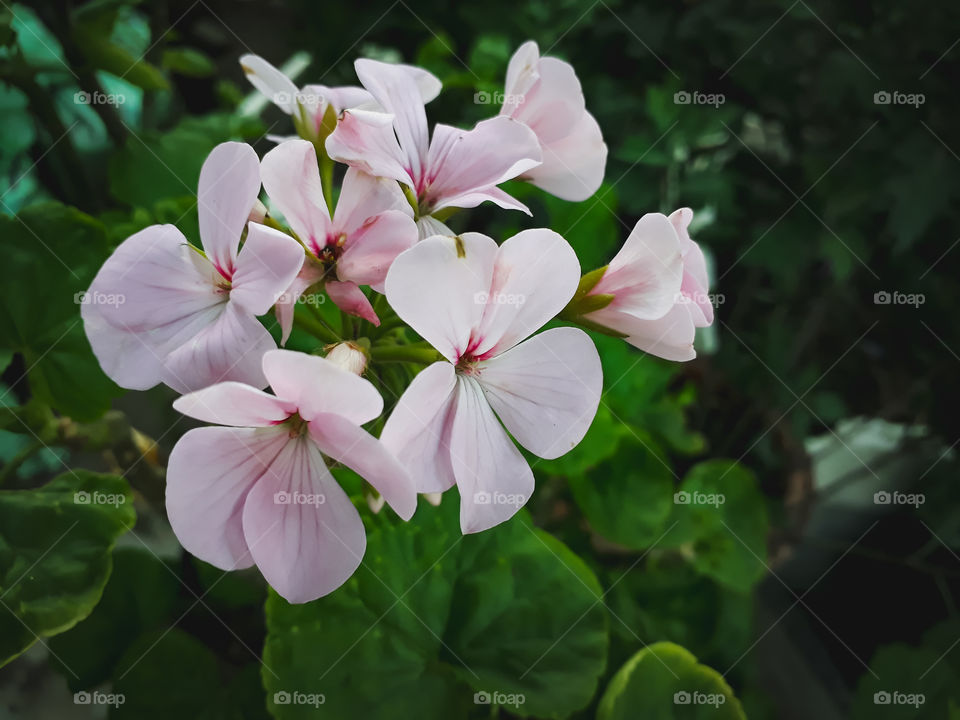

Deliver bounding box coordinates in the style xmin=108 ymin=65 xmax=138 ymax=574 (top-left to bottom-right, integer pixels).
xmin=319 ymin=151 xmax=335 ymax=216
xmin=293 ymin=311 xmax=340 ymax=343
xmin=369 ymin=344 xmax=443 ymax=365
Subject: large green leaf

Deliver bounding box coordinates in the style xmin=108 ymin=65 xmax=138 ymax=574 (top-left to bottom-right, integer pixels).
xmin=263 ymin=502 xmax=608 ymax=719
xmin=0 ymin=202 xmax=122 ymax=420
xmin=0 ymin=470 xmax=135 ymax=667
xmin=597 ymin=642 xmax=746 ymax=719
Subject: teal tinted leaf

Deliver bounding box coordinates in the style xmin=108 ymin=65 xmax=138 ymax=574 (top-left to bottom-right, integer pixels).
xmin=0 ymin=471 xmax=135 ymax=667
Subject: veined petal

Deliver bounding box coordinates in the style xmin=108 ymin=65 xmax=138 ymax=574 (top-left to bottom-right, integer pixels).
xmin=160 ymin=302 xmax=276 ymax=393
xmin=230 ymin=223 xmax=305 ymax=316
xmin=308 ymin=414 xmax=416 ymax=521
xmin=334 ymin=167 xmax=413 ymax=234
xmin=241 ymin=436 xmax=366 ymax=603
xmin=261 ymin=139 xmax=332 ymax=254
xmin=523 ymin=110 xmax=607 ymax=202
xmin=504 ymin=40 xmax=541 ymax=99
xmin=355 ymin=59 xmax=431 ymax=185
xmin=380 ymin=362 xmax=458 ymax=494
xmin=337 ymin=210 xmax=417 ymax=291
xmin=275 ymin=262 xmax=327 ymax=346
xmin=450 ymin=376 xmax=534 ymax=534
xmin=430 ymin=185 xmax=532 ymax=215
xmin=81 ymin=302 xmax=166 ymax=390
xmin=422 ymin=118 xmax=541 ymax=214
xmin=166 ymin=425 xmax=289 ymax=570
xmin=325 ymin=108 xmax=411 ymax=186
xmin=172 ymin=381 xmax=295 ymax=426
xmin=473 ymin=228 xmax=581 ymax=358
xmin=478 ymin=327 xmax=601 ymax=459
xmin=301 ymin=84 xmax=373 ymax=114
xmin=593 ymin=212 xmax=683 ymax=321
xmin=326 ymin=279 xmax=379 ymax=325
xmin=416 ymin=215 xmax=454 ymax=240
xmin=610 ymin=303 xmax=698 ymax=361
xmin=261 ymin=350 xmax=383 ymax=425
xmin=240 ymin=54 xmax=300 ymax=114
xmin=508 ymin=56 xmax=585 ymax=144
xmin=198 ymin=142 xmax=262 ymax=278
xmin=384 ymin=233 xmax=498 ymax=362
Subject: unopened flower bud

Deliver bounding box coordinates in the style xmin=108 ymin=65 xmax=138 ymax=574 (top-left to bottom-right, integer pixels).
xmin=325 ymin=341 xmax=368 ymax=375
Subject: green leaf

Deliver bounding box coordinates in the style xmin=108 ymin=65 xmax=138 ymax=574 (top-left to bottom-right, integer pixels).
xmin=568 ymin=432 xmax=675 ymax=550
xmin=597 ymin=642 xmax=746 ymax=719
xmin=0 ymin=203 xmax=122 ymax=420
xmin=49 ymin=547 xmax=180 ymax=690
xmin=263 ymin=503 xmax=608 ymax=719
xmin=0 ymin=470 xmax=135 ymax=667
xmin=162 ymin=47 xmax=216 ymax=77
xmin=664 ymin=460 xmax=769 ymax=592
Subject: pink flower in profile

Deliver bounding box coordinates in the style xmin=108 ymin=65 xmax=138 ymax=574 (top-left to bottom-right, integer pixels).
xmin=381 ymin=230 xmax=602 ymax=533
xmin=582 ymin=209 xmax=714 ymax=361
xmin=82 ymin=142 xmax=305 ymax=393
xmin=240 ymin=54 xmax=441 ymax=140
xmin=499 ymin=41 xmax=607 ymax=201
xmin=326 ymin=59 xmax=543 ymax=224
xmin=260 ymin=139 xmax=417 ymax=334
xmin=166 ymin=349 xmax=416 ymax=604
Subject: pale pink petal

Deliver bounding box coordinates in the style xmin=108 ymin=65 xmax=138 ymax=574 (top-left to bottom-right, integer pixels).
xmin=354 ymin=59 xmax=430 ymax=184
xmin=241 ymin=437 xmax=365 ymax=603
xmin=430 ymin=185 xmax=532 ymax=215
xmin=507 ymin=56 xmax=584 ymax=144
xmin=260 ymin=139 xmax=332 ymax=254
xmin=473 ymin=228 xmax=581 ymax=358
xmin=172 ymin=382 xmax=295 ymax=426
xmin=325 ymin=108 xmax=411 ymax=185
xmin=261 ymin=350 xmax=383 ymax=424
xmin=621 ymin=303 xmax=698 ymax=361
xmin=230 ymin=223 xmax=305 ymax=316
xmin=301 ymin=84 xmax=373 ymax=114
xmin=399 ymin=64 xmax=442 ymax=104
xmin=523 ymin=110 xmax=607 ymax=202
xmin=416 ymin=215 xmax=454 ymax=240
xmin=478 ymin=327 xmax=601 ymax=459
xmin=337 ymin=211 xmax=417 ymax=291
xmin=197 ymin=142 xmax=261 ymax=278
xmin=421 ymin=118 xmax=541 ymax=214
xmin=308 ymin=414 xmax=416 ymax=520
xmin=504 ymin=40 xmax=541 ymax=99
xmin=160 ymin=303 xmax=276 ymax=393
xmin=240 ymin=54 xmax=299 ymax=114
xmin=379 ymin=362 xmax=458 ymax=494
xmin=334 ymin=167 xmax=413 ymax=234
xmin=166 ymin=425 xmax=289 ymax=570
xmin=592 ymin=212 xmax=683 ymax=321
xmin=274 ymin=263 xmax=327 ymax=345
xmin=384 ymin=233 xmax=498 ymax=362
xmin=81 ymin=302 xmax=165 ymax=390
xmin=326 ymin=279 xmax=379 ymax=325
xmin=450 ymin=376 xmax=534 ymax=534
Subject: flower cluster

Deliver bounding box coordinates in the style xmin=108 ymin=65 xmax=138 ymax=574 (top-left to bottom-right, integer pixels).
xmin=82 ymin=41 xmax=715 ymax=603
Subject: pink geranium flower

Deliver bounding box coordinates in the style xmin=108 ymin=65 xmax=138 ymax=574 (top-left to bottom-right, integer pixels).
xmin=326 ymin=59 xmax=543 ymax=225
xmin=82 ymin=142 xmax=305 ymax=393
xmin=499 ymin=41 xmax=607 ymax=201
xmin=166 ymin=349 xmax=416 ymax=603
xmin=583 ymin=209 xmax=714 ymax=361
xmin=260 ymin=139 xmax=418 ymax=333
xmin=380 ymin=230 xmax=602 ymax=533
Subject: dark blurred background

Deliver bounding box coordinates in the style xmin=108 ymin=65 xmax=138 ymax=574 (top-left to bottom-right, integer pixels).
xmin=2 ymin=0 xmax=959 ymax=718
